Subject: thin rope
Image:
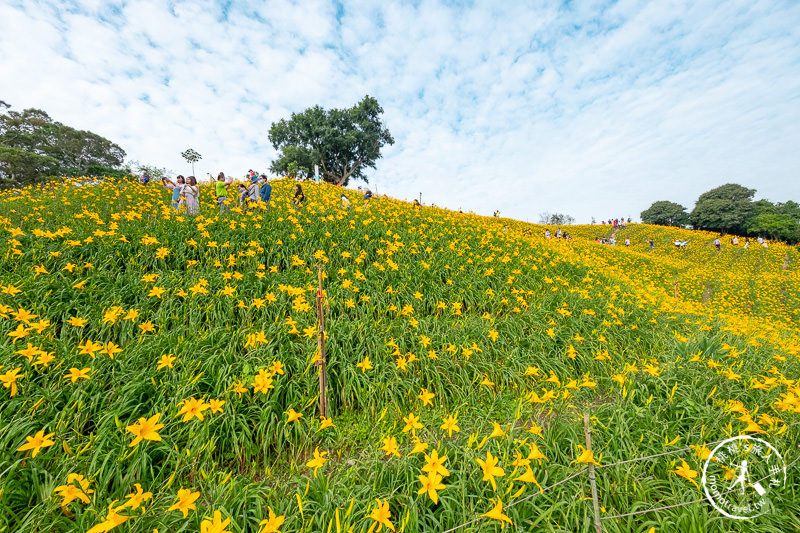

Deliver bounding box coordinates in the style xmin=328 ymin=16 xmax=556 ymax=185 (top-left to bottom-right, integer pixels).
xmin=440 ymin=468 xmax=588 ymax=533
xmin=507 ymin=468 xmax=588 ymax=509
xmin=603 ymin=437 xmax=729 ymax=468
xmin=601 ymin=497 xmax=707 ymax=520
xmin=602 ymin=422 xmax=800 ymax=468
xmin=439 ymin=426 xmax=800 ymax=530
xmin=602 ymin=453 xmax=800 ymax=521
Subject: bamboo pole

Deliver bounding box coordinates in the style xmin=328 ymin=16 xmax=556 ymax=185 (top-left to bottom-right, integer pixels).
xmin=316 ymin=265 xmax=329 ymax=419
xmin=583 ymin=414 xmax=603 ymax=533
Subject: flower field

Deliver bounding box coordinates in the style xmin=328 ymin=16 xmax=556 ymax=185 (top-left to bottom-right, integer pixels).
xmin=1 ymin=178 xmax=799 ymax=532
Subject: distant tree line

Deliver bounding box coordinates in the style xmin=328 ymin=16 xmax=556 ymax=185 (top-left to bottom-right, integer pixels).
xmin=641 ymin=183 xmax=800 ymax=242
xmin=538 ymin=212 xmax=575 ymax=225
xmin=0 ymin=100 xmax=128 ymax=188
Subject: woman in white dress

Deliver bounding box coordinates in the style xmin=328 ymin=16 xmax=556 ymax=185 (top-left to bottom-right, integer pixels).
xmin=182 ymin=176 xmax=200 ymax=215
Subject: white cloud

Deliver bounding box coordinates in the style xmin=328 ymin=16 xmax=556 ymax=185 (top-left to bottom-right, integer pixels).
xmin=1 ymin=0 xmax=798 ymax=220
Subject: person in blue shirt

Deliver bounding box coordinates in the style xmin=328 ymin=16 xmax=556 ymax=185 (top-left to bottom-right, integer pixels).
xmin=161 ymin=175 xmax=185 ymax=211
xmin=259 ymin=175 xmax=272 ymax=207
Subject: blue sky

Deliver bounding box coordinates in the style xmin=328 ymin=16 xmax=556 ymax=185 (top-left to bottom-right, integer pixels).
xmin=1 ymin=0 xmax=798 ymax=222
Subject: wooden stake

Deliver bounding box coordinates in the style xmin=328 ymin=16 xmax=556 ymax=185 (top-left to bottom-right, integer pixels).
xmin=316 ymin=265 xmax=329 ymax=419
xmin=584 ymin=414 xmax=603 ymax=533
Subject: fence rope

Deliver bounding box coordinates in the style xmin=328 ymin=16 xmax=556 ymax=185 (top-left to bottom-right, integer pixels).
xmin=507 ymin=468 xmax=589 ymax=509
xmin=438 ymin=423 xmax=799 ymax=532
xmin=601 ymin=452 xmax=800 ymax=521
xmin=601 ymin=422 xmax=800 ymax=468
xmin=602 ymin=437 xmax=729 ymax=468
xmin=440 ymin=468 xmax=588 ymax=533
xmin=601 ymin=497 xmax=708 ymax=521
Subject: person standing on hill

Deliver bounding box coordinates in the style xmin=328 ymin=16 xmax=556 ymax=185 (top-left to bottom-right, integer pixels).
xmin=649 ymin=238 xmax=654 ymax=250
xmin=259 ymin=175 xmax=272 ymax=206
xmin=215 ymin=173 xmax=229 ymax=213
xmin=162 ymin=175 xmax=185 ymax=212
xmin=293 ymin=183 xmax=305 ymax=206
xmin=182 ymin=176 xmax=200 ymax=215
xmin=714 ymin=237 xmax=721 ymax=251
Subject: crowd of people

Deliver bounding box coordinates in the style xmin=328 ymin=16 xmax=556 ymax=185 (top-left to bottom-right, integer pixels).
xmin=145 ymin=172 xmax=778 ymax=253
xmin=156 ymin=170 xmax=272 ymax=215
xmin=147 ymin=170 xmax=376 ymax=215
xmin=601 ymin=218 xmax=630 ymax=228
xmin=160 ymin=175 xmax=200 ymax=214
xmin=543 ymin=228 xmax=573 ymax=240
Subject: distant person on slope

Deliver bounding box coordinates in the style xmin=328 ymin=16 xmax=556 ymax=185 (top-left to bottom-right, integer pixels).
xmin=259 ymin=175 xmax=272 ymax=207
xmin=162 ymin=175 xmax=185 ymax=212
xmin=215 ymin=173 xmax=229 ymax=213
xmin=293 ymin=183 xmax=305 ymax=206
xmin=182 ymin=176 xmax=200 ymax=215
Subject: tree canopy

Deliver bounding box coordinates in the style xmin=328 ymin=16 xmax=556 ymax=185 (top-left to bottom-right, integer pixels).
xmin=640 ymin=201 xmax=689 ymax=226
xmin=268 ymin=95 xmax=394 ymax=186
xmin=181 ymin=148 xmax=202 ymax=175
xmin=689 ymin=183 xmax=756 ymax=234
xmin=538 ymin=212 xmax=575 ymax=225
xmin=643 ymin=183 xmax=798 ymax=242
xmin=0 ymin=104 xmax=127 ymax=187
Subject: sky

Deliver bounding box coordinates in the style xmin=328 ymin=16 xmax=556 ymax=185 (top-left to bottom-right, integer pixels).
xmin=1 ymin=0 xmax=799 ymax=222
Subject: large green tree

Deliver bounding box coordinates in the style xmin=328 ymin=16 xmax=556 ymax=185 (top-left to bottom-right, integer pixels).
xmin=746 ymin=213 xmax=799 ymax=242
xmin=640 ymin=201 xmax=689 ymax=226
xmin=690 ymin=183 xmax=755 ymax=234
xmin=0 ymin=145 xmax=59 ymax=187
xmin=268 ymin=95 xmax=394 ymax=186
xmin=744 ymin=199 xmax=800 ymax=242
xmin=0 ymin=104 xmax=126 ymax=187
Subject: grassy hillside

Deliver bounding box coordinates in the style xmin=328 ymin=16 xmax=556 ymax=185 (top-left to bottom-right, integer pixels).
xmin=1 ymin=178 xmax=798 ymax=532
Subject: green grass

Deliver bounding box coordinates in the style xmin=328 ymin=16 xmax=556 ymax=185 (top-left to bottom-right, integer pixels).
xmin=0 ymin=177 xmax=798 ymax=532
